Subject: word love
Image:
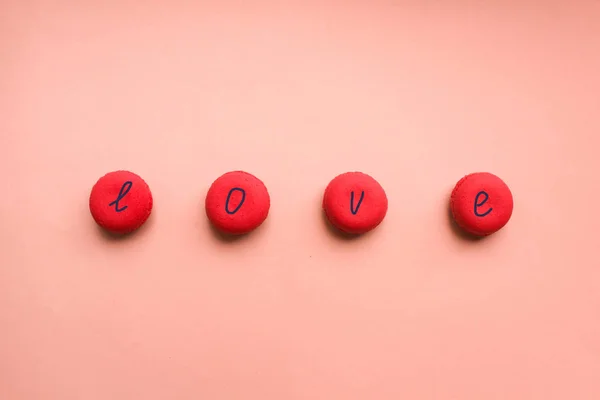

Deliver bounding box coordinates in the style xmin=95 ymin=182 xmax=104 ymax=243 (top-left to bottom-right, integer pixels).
xmin=89 ymin=170 xmax=513 ymax=238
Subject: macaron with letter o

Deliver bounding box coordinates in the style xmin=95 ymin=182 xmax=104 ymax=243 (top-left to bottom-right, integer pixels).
xmin=205 ymin=171 xmax=270 ymax=235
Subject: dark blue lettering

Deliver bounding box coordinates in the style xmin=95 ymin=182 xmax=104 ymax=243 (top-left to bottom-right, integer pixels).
xmin=350 ymin=191 xmax=365 ymax=215
xmin=108 ymin=181 xmax=133 ymax=212
xmin=474 ymin=191 xmax=492 ymax=217
xmin=225 ymin=187 xmax=246 ymax=214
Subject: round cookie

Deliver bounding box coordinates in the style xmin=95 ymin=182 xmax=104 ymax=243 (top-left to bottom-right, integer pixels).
xmin=323 ymin=172 xmax=388 ymax=234
xmin=89 ymin=170 xmax=153 ymax=234
xmin=450 ymin=172 xmax=513 ymax=236
xmin=205 ymin=171 xmax=270 ymax=235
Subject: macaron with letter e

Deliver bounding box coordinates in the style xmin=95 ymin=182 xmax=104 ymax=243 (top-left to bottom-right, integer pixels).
xmin=450 ymin=172 xmax=513 ymax=237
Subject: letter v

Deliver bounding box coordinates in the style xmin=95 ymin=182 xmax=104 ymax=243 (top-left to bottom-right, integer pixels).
xmin=350 ymin=191 xmax=365 ymax=215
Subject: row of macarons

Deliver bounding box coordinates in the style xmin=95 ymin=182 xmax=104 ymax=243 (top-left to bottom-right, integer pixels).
xmin=89 ymin=170 xmax=513 ymax=237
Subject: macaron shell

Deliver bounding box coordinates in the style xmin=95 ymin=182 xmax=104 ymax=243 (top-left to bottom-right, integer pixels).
xmin=450 ymin=172 xmax=513 ymax=236
xmin=323 ymin=172 xmax=388 ymax=235
xmin=89 ymin=170 xmax=153 ymax=234
xmin=205 ymin=171 xmax=270 ymax=235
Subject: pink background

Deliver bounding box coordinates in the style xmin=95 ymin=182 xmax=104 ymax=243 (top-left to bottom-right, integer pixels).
xmin=1 ymin=1 xmax=600 ymax=399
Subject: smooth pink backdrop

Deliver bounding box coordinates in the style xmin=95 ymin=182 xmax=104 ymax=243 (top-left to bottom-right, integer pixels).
xmin=1 ymin=1 xmax=600 ymax=399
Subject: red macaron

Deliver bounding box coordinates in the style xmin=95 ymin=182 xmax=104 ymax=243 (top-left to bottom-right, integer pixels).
xmin=450 ymin=172 xmax=513 ymax=237
xmin=205 ymin=171 xmax=270 ymax=235
xmin=323 ymin=172 xmax=388 ymax=234
xmin=89 ymin=170 xmax=153 ymax=234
